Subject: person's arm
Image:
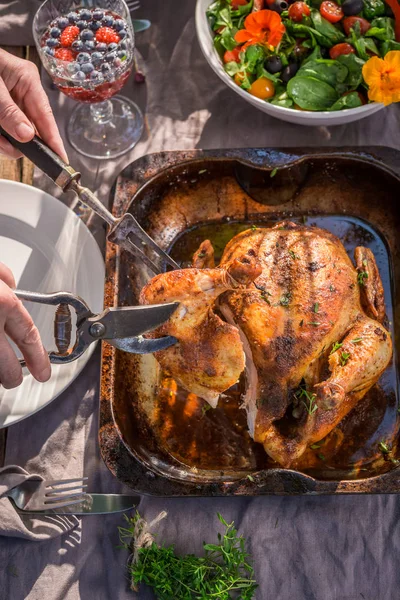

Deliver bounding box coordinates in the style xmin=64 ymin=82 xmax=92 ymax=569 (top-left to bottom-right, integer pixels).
xmin=0 ymin=48 xmax=67 ymax=161
xmin=0 ymin=263 xmax=51 ymax=389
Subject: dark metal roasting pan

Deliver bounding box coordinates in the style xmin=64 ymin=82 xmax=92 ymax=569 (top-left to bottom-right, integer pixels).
xmin=99 ymin=147 xmax=400 ymax=496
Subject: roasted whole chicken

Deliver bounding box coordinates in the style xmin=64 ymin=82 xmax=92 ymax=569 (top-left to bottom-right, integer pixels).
xmin=140 ymin=222 xmax=392 ymax=467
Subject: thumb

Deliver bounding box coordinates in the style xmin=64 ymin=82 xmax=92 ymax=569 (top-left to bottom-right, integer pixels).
xmin=0 ymin=77 xmax=34 ymax=142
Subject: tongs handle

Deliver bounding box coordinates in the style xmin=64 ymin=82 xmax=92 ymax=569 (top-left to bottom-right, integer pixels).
xmin=15 ymin=290 xmax=91 ymax=365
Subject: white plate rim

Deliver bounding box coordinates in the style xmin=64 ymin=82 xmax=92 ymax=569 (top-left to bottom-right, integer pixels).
xmin=0 ymin=179 xmax=104 ymax=428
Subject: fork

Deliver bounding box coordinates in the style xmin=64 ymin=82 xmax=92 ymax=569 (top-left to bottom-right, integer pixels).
xmin=5 ymin=477 xmax=88 ymax=511
xmin=126 ymin=0 xmax=140 ymax=12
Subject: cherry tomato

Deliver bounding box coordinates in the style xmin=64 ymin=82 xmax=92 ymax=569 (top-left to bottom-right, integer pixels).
xmin=231 ymin=0 xmax=248 ymax=8
xmin=320 ymin=1 xmax=344 ymax=23
xmin=223 ymin=47 xmax=241 ymax=63
xmin=343 ymin=16 xmax=371 ymax=35
xmin=288 ymin=2 xmax=311 ymax=22
xmin=234 ymin=72 xmax=246 ymax=86
xmin=249 ymin=77 xmax=275 ymax=99
xmin=329 ymin=42 xmax=355 ymax=59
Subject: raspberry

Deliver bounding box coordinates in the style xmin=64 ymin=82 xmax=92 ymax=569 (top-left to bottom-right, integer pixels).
xmin=60 ymin=25 xmax=79 ymax=47
xmin=95 ymin=27 xmax=120 ymax=44
xmin=55 ymin=48 xmax=74 ymax=61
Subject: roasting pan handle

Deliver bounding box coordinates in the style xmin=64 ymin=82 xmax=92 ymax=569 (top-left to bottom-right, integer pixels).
xmin=0 ymin=126 xmax=80 ymax=191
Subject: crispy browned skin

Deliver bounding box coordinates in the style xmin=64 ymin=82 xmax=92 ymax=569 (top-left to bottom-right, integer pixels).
xmin=140 ymin=221 xmax=392 ymax=467
xmin=139 ymin=254 xmax=261 ymax=406
xmin=192 ymin=240 xmax=215 ymax=269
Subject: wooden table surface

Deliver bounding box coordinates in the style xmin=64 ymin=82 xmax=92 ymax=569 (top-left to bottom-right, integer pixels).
xmin=0 ymin=45 xmax=40 ymax=466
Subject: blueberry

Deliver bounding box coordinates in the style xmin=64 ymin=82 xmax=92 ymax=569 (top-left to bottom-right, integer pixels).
xmin=118 ymin=29 xmax=127 ymax=39
xmin=266 ymin=56 xmax=282 ymax=74
xmin=43 ymin=47 xmax=55 ymax=56
xmin=117 ymin=50 xmax=126 ymax=59
xmin=105 ymin=51 xmax=116 ymax=62
xmin=101 ymin=62 xmax=111 ymax=73
xmin=91 ymin=51 xmax=104 ymax=65
xmin=282 ymin=62 xmax=299 ymax=83
xmin=81 ymin=29 xmax=94 ymax=41
xmin=119 ymin=40 xmax=127 ymax=50
xmin=46 ymin=37 xmax=59 ymax=47
xmin=93 ymin=9 xmax=104 ymax=20
xmin=96 ymin=43 xmax=107 ymax=52
xmin=57 ymin=17 xmax=69 ymax=29
xmin=114 ymin=19 xmax=125 ymax=31
xmin=72 ymin=40 xmax=84 ymax=52
xmin=90 ymin=70 xmax=104 ymax=83
xmin=108 ymin=42 xmax=118 ymax=51
xmin=89 ymin=20 xmax=101 ymax=31
xmin=83 ymin=40 xmax=95 ymax=51
xmin=79 ymin=9 xmax=91 ymax=20
xmin=72 ymin=70 xmax=86 ymax=81
xmin=81 ymin=62 xmax=94 ymax=74
xmin=67 ymin=11 xmax=78 ymax=23
xmin=77 ymin=20 xmax=87 ymax=30
xmin=67 ymin=62 xmax=81 ymax=74
xmin=102 ymin=15 xmax=114 ymax=27
xmin=50 ymin=27 xmax=61 ymax=38
xmin=77 ymin=52 xmax=91 ymax=63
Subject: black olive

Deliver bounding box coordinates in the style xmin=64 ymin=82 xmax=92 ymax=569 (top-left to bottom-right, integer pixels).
xmin=342 ymin=0 xmax=364 ymax=15
xmin=266 ymin=56 xmax=283 ymax=74
xmin=269 ymin=0 xmax=289 ymax=13
xmin=282 ymin=62 xmax=299 ymax=83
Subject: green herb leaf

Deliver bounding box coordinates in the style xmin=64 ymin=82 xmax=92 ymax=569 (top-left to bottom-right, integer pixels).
xmin=289 ymin=249 xmax=299 ymax=259
xmin=357 ymin=271 xmax=369 ymax=286
xmin=313 ymin=302 xmax=319 ymax=313
xmin=280 ymin=292 xmax=292 ymax=307
xmin=351 ymin=337 xmax=363 ymax=344
xmin=119 ymin=512 xmax=258 ymax=599
xmin=247 ymin=474 xmax=254 ymax=482
xmin=270 ymin=167 xmax=278 ymax=178
xmin=339 ymin=351 xmax=351 ymax=366
xmin=330 ymin=341 xmax=343 ymax=354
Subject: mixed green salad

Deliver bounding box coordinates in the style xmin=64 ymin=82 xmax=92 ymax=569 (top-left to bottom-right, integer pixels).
xmin=206 ymin=0 xmax=400 ymax=111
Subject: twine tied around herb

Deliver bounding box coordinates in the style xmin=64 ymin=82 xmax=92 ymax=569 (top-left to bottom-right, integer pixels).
xmin=126 ymin=510 xmax=168 ymax=591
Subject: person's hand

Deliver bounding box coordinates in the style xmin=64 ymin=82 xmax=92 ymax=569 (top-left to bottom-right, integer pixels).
xmin=0 ymin=263 xmax=51 ymax=389
xmin=0 ymin=49 xmax=67 ymax=162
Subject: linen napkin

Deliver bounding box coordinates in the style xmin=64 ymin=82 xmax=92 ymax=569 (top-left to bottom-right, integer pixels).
xmin=0 ymin=465 xmax=80 ymax=541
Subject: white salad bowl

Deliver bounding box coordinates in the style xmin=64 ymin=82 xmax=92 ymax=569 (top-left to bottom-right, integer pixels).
xmin=195 ymin=0 xmax=384 ymax=126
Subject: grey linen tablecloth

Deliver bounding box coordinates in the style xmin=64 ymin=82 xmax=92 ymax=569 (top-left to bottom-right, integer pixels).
xmin=1 ymin=1 xmax=400 ymax=599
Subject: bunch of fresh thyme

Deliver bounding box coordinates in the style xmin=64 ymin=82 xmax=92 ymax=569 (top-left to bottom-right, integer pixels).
xmin=118 ymin=512 xmax=257 ymax=600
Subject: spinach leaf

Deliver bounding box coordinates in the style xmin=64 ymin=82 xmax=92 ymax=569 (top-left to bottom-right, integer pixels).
xmin=270 ymin=94 xmax=294 ymax=108
xmin=245 ymin=44 xmax=265 ymax=72
xmin=381 ymin=39 xmax=400 ymax=54
xmin=256 ymin=65 xmax=281 ymax=83
xmin=329 ymin=92 xmax=363 ymax=110
xmin=366 ymin=17 xmax=395 ymax=41
xmin=349 ymin=26 xmax=370 ymax=59
xmin=363 ymin=0 xmax=386 ymax=20
xmin=231 ymin=0 xmax=253 ymax=17
xmin=302 ymin=45 xmax=323 ymax=63
xmin=285 ymin=21 xmax=321 ymax=47
xmin=337 ymin=53 xmax=365 ymax=87
xmin=287 ymin=76 xmax=339 ymax=110
xmin=363 ymin=37 xmax=380 ymax=54
xmin=297 ymin=58 xmax=348 ymax=86
xmin=220 ymin=26 xmax=238 ymax=50
xmin=311 ymin=10 xmax=345 ymax=45
xmin=224 ymin=61 xmax=240 ymax=76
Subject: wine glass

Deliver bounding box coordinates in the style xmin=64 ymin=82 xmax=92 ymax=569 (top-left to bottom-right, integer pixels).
xmin=33 ymin=0 xmax=144 ymax=159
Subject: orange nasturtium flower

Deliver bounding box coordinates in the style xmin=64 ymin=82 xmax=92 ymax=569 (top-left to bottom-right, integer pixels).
xmin=362 ymin=51 xmax=400 ymax=106
xmin=234 ymin=9 xmax=286 ymax=50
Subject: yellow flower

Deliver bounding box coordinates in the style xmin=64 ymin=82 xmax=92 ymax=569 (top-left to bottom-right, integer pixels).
xmin=362 ymin=51 xmax=400 ymax=106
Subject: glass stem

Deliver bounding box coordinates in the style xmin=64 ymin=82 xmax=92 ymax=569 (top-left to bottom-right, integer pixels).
xmin=89 ymin=100 xmax=113 ymax=125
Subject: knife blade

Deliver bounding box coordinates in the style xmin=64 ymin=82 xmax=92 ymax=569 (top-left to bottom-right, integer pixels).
xmin=16 ymin=494 xmax=139 ymax=515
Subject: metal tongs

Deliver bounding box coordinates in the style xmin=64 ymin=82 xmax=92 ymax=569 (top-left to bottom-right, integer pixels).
xmin=0 ymin=127 xmax=179 ymax=275
xmin=15 ymin=290 xmax=178 ymax=364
